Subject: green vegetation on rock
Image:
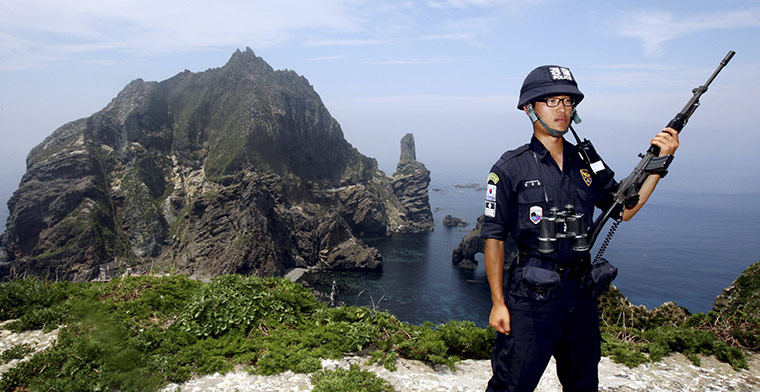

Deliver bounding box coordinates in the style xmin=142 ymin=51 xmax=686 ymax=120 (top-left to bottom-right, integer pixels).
xmin=714 ymin=261 xmax=760 ymax=321
xmin=311 ymin=364 xmax=397 ymax=392
xmin=0 ymin=344 xmax=33 ymax=364
xmin=597 ymin=285 xmax=753 ymax=370
xmin=0 ymin=271 xmax=757 ymax=391
xmin=0 ymin=275 xmax=493 ymax=391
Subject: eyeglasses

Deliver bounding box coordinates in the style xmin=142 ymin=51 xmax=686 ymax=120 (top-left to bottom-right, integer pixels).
xmin=537 ymin=97 xmax=575 ymax=107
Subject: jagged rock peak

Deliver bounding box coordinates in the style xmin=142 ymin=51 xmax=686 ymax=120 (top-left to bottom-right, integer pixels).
xmin=399 ymin=133 xmax=416 ymax=163
xmin=224 ymin=47 xmax=310 ymax=89
xmin=226 ymin=47 xmax=272 ymax=72
xmin=0 ymin=48 xmax=446 ymax=281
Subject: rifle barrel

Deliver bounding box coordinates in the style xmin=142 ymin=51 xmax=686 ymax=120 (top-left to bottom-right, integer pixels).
xmin=703 ymin=50 xmax=735 ymax=90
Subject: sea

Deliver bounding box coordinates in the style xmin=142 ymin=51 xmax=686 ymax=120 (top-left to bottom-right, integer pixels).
xmin=1 ymin=177 xmax=758 ymax=329
xmin=305 ymin=178 xmax=760 ymax=328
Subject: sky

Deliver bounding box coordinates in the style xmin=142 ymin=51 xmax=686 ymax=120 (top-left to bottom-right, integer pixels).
xmin=1 ymin=0 xmax=759 ymax=220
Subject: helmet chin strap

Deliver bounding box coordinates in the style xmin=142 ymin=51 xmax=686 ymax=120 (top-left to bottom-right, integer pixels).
xmin=526 ymin=104 xmax=568 ymax=138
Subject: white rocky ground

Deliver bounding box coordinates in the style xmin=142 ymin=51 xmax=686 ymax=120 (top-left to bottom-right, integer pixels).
xmin=158 ymin=354 xmax=760 ymax=392
xmin=2 ymin=322 xmax=759 ymax=391
xmin=0 ymin=321 xmax=59 ymax=375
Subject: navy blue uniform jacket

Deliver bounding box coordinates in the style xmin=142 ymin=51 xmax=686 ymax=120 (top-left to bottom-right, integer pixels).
xmin=481 ymin=136 xmax=618 ymax=266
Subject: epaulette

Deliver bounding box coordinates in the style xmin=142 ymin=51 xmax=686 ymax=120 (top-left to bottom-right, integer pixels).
xmin=493 ymin=143 xmax=531 ymax=168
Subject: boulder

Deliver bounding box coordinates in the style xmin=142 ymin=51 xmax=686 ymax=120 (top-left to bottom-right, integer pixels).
xmin=442 ymin=215 xmax=468 ymax=227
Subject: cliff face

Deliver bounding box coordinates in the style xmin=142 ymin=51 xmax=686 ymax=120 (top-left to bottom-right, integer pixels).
xmin=0 ymin=48 xmax=430 ymax=281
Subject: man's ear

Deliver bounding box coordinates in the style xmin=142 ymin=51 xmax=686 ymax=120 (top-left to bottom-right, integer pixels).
xmin=524 ymin=104 xmax=538 ymax=122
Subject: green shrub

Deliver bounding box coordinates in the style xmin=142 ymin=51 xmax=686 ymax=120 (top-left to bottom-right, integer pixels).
xmin=643 ymin=327 xmax=747 ymax=370
xmin=438 ymin=320 xmax=494 ymax=359
xmin=0 ymin=278 xmax=91 ymax=332
xmin=369 ymin=350 xmax=398 ymax=371
xmin=600 ymin=325 xmax=748 ymax=371
xmin=0 ymin=343 xmax=34 ymax=364
xmin=101 ymin=275 xmax=202 ymax=322
xmin=395 ymin=322 xmax=454 ymax=368
xmin=178 ymin=274 xmax=321 ymax=337
xmin=0 ymin=321 xmax=163 ymax=392
xmin=255 ymin=340 xmax=322 ymax=375
xmin=311 ymin=364 xmax=396 ymax=392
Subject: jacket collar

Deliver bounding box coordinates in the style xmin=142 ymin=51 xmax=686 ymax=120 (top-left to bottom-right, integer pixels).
xmin=529 ymin=135 xmax=577 ymax=160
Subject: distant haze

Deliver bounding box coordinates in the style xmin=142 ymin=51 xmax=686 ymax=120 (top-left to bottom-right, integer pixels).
xmin=2 ymin=0 xmax=759 ymax=225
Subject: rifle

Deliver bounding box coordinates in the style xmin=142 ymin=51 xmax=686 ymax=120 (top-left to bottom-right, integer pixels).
xmin=588 ymin=50 xmax=735 ymax=261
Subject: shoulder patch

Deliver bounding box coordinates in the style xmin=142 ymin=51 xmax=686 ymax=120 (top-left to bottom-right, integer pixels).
xmin=580 ymin=169 xmax=592 ymax=186
xmin=486 ymin=184 xmax=497 ymax=201
xmin=485 ymin=201 xmax=496 ymax=217
xmin=487 ymin=172 xmax=499 ymax=184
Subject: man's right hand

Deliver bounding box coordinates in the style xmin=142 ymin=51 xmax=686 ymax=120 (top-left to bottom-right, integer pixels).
xmin=490 ymin=303 xmax=511 ymax=335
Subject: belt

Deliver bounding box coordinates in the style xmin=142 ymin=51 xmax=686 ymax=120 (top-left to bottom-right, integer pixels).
xmin=518 ymin=252 xmax=590 ymax=277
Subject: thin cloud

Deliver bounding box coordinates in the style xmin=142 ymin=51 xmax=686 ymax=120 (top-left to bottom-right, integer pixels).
xmin=425 ymin=0 xmax=517 ymax=10
xmin=614 ymin=7 xmax=760 ymax=56
xmin=368 ymin=57 xmax=460 ymax=65
xmin=581 ymin=61 xmax=715 ymax=92
xmin=307 ymin=55 xmax=349 ymax=61
xmin=334 ymin=94 xmax=513 ymax=113
xmin=0 ymin=0 xmax=540 ymax=70
xmin=303 ymin=39 xmax=389 ymax=47
xmin=588 ymin=63 xmax=680 ymax=72
xmin=418 ymin=32 xmax=487 ymax=47
xmin=0 ymin=0 xmax=366 ymax=69
xmin=418 ymin=16 xmax=494 ymax=46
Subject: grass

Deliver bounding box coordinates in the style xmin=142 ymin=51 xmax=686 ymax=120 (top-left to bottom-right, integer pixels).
xmin=0 ymin=275 xmax=756 ymax=391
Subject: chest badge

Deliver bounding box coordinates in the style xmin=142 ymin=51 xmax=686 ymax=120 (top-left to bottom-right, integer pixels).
xmin=530 ymin=206 xmax=543 ymax=224
xmin=580 ymin=169 xmax=592 ymax=186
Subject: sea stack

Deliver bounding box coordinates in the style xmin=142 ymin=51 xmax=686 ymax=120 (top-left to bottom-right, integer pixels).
xmin=390 ymin=133 xmax=434 ymax=233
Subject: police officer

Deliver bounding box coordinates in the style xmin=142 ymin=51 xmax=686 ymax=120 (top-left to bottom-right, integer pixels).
xmin=481 ymin=65 xmax=679 ymax=391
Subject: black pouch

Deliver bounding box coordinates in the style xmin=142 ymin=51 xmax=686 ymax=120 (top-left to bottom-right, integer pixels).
xmin=522 ymin=265 xmax=561 ymax=301
xmin=590 ymin=258 xmax=618 ymax=298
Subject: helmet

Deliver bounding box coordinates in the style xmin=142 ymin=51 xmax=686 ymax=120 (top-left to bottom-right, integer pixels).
xmin=517 ymin=65 xmax=584 ymax=110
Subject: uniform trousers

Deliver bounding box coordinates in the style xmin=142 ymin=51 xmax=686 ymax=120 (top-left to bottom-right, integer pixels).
xmin=486 ymin=275 xmax=601 ymax=392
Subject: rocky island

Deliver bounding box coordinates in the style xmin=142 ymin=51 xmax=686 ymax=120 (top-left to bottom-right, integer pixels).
xmin=442 ymin=215 xmax=467 ymax=227
xmin=0 ymin=48 xmax=433 ymax=282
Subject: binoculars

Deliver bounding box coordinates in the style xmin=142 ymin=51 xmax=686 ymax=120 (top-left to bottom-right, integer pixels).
xmin=538 ymin=204 xmax=590 ymax=254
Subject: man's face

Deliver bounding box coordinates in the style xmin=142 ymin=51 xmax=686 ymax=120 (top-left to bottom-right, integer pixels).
xmin=529 ymin=95 xmax=574 ymax=134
